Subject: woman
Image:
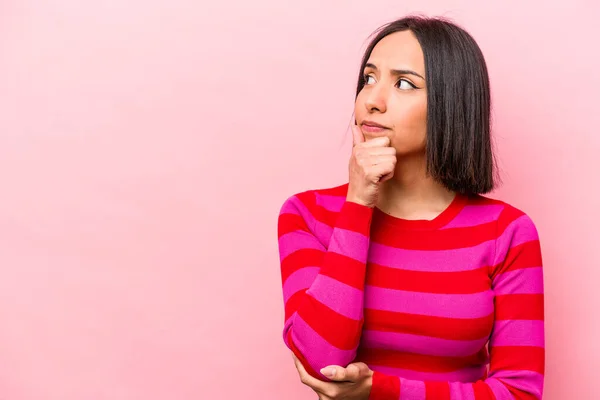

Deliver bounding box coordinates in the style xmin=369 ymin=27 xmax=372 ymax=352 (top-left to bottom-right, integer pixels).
xmin=277 ymin=15 xmax=544 ymax=400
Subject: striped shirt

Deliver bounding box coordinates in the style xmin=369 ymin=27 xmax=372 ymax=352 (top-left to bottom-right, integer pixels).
xmin=277 ymin=183 xmax=544 ymax=399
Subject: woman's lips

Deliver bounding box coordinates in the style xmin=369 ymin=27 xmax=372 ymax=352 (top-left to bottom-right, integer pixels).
xmin=361 ymin=122 xmax=389 ymax=135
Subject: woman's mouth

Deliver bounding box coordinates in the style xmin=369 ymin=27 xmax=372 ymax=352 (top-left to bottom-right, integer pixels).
xmin=361 ymin=121 xmax=389 ymax=134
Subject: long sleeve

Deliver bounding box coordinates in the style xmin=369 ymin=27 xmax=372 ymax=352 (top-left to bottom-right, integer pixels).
xmin=368 ymin=211 xmax=545 ymax=400
xmin=278 ymin=191 xmax=373 ymax=380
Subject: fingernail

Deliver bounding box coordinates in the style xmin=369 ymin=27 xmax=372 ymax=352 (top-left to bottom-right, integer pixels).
xmin=320 ymin=367 xmax=335 ymax=377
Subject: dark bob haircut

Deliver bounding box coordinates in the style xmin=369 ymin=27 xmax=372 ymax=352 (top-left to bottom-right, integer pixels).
xmin=356 ymin=15 xmax=498 ymax=195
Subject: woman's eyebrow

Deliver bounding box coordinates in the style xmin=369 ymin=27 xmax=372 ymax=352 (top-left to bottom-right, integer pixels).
xmin=364 ymin=62 xmax=425 ymax=80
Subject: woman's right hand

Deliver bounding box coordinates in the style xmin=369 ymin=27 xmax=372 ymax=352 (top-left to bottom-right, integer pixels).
xmin=346 ymin=124 xmax=397 ymax=208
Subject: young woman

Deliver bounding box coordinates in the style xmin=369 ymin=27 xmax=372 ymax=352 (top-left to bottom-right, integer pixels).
xmin=277 ymin=16 xmax=544 ymax=400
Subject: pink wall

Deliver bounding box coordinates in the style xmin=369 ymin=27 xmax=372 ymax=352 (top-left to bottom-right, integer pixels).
xmin=0 ymin=1 xmax=598 ymax=399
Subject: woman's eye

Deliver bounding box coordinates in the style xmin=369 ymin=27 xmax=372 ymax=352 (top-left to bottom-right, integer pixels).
xmin=396 ymin=79 xmax=416 ymax=90
xmin=364 ymin=75 xmax=376 ymax=85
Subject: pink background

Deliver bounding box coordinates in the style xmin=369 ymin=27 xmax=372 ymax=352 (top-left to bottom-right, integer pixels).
xmin=1 ymin=0 xmax=598 ymax=399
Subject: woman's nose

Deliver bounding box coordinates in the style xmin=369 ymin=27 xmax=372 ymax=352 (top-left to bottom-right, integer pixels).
xmin=365 ymin=84 xmax=388 ymax=113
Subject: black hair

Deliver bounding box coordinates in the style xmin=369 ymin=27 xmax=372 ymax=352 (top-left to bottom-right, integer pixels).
xmin=356 ymin=15 xmax=499 ymax=195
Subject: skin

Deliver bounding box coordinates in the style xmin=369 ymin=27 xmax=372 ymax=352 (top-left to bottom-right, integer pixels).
xmin=294 ymin=30 xmax=458 ymax=399
xmin=348 ymin=29 xmax=456 ymax=218
xmin=292 ymin=354 xmax=373 ymax=400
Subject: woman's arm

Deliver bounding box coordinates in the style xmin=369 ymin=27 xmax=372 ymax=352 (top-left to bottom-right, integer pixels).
xmin=368 ymin=212 xmax=545 ymax=399
xmin=278 ymin=191 xmax=373 ymax=381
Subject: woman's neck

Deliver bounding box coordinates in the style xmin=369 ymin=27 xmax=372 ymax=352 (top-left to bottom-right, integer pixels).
xmin=376 ymin=155 xmax=456 ymax=220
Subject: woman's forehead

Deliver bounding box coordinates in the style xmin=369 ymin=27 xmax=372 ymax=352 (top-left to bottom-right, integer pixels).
xmin=367 ymin=31 xmax=425 ymax=73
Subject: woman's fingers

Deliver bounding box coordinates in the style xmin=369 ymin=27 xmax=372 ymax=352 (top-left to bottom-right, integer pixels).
xmin=347 ymin=129 xmax=396 ymax=207
xmin=358 ymin=136 xmax=390 ymax=148
xmin=351 ymin=124 xmax=365 ymax=146
xmin=320 ymin=363 xmax=369 ymax=383
xmin=292 ymin=353 xmax=329 ymax=393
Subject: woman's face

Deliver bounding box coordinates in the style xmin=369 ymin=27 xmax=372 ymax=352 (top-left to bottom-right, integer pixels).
xmin=354 ymin=30 xmax=428 ymax=156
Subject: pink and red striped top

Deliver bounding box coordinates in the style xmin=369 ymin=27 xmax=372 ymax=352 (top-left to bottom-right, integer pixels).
xmin=277 ymin=183 xmax=544 ymax=399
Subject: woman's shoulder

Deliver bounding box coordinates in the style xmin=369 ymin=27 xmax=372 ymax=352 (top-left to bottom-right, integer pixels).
xmin=277 ymin=183 xmax=350 ymax=236
xmin=467 ymin=193 xmax=539 ymax=236
xmin=292 ymin=182 xmax=350 ymax=198
xmin=280 ymin=182 xmax=349 ymax=208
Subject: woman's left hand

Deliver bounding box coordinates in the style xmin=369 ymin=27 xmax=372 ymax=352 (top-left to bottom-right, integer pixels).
xmin=291 ymin=354 xmax=373 ymax=400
